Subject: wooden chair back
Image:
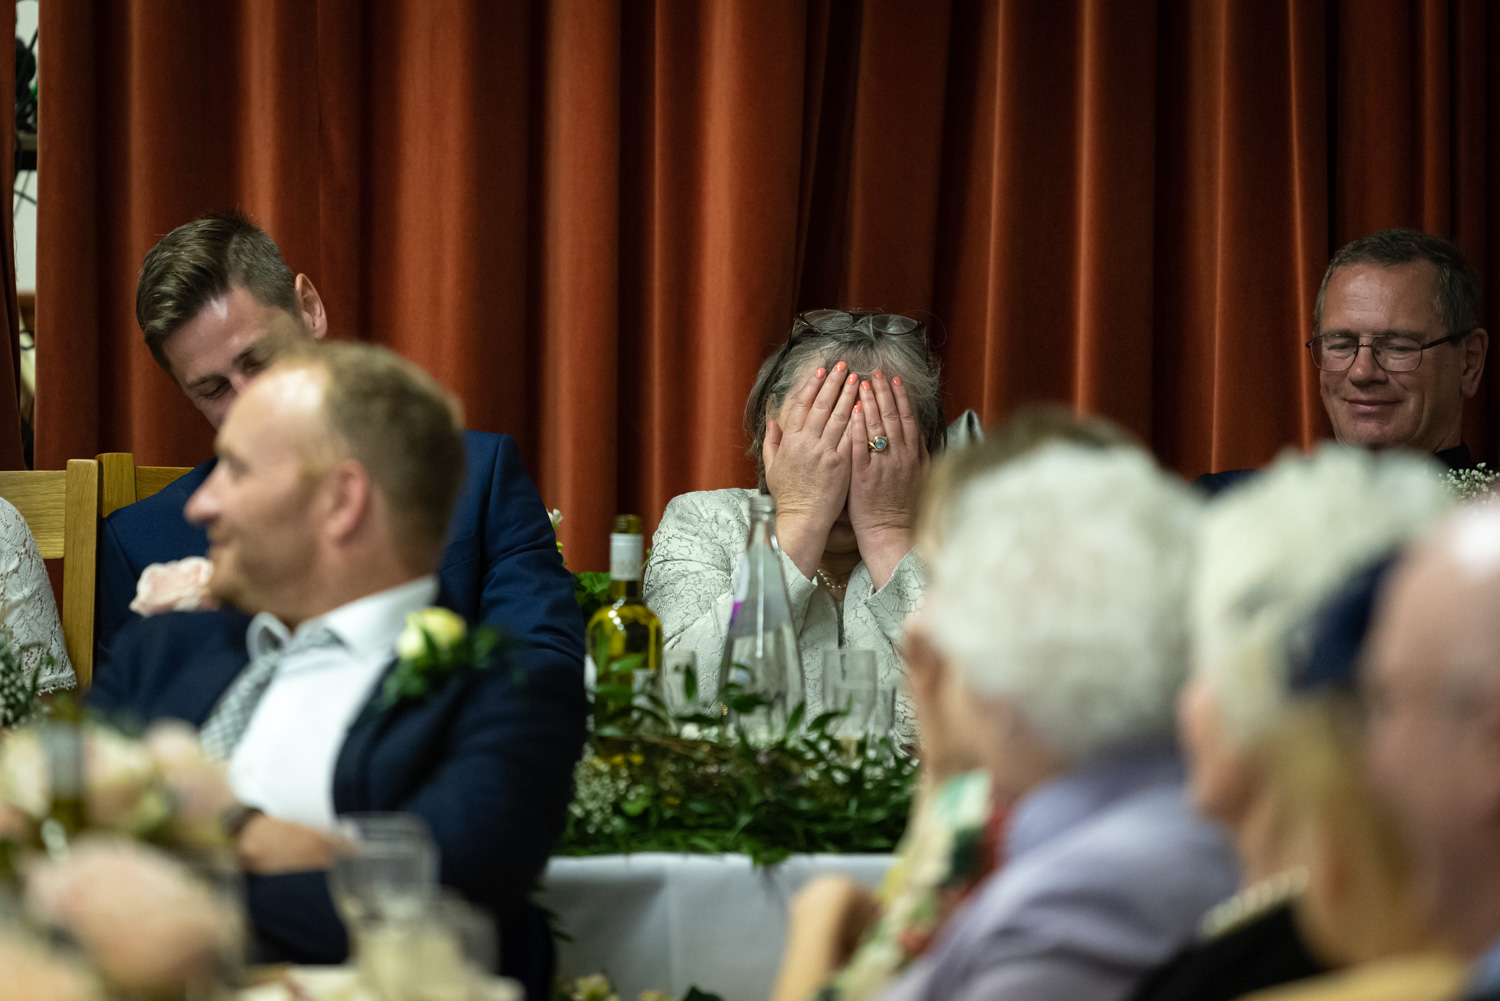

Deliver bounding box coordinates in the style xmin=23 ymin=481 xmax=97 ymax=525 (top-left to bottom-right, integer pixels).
xmin=0 ymin=460 xmax=100 ymax=685
xmin=98 ymin=452 xmax=195 ymax=517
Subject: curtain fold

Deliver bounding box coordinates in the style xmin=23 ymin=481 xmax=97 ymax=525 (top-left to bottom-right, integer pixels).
xmin=34 ymin=0 xmax=1500 ymax=569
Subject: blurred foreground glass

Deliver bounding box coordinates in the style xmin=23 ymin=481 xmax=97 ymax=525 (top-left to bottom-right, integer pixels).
xmin=329 ymin=813 xmax=438 ymax=926
xmin=331 ymin=813 xmax=465 ymax=1000
xmin=823 ymin=649 xmax=878 ymax=744
xmin=357 ymin=892 xmax=500 ymax=1001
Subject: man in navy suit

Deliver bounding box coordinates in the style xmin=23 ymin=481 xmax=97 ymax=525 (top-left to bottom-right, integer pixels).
xmin=1197 ymin=229 xmax=1489 ymax=495
xmin=90 ymin=343 xmax=586 ymax=999
xmin=95 ymin=211 xmax=582 ymax=683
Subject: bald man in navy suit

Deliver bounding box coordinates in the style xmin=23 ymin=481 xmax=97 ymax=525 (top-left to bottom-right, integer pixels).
xmin=92 ymin=343 xmax=584 ymax=1001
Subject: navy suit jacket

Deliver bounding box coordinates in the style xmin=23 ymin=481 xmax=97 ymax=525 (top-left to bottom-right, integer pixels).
xmin=88 ymin=599 xmax=587 ymax=997
xmin=95 ymin=431 xmax=584 ymax=680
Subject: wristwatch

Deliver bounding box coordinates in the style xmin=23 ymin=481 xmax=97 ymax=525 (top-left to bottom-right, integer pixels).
xmin=221 ymin=803 xmax=264 ymax=839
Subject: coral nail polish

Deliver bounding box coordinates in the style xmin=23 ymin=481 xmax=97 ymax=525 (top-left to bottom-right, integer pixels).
xmin=835 ymin=361 xmax=846 ymax=373
xmin=892 ymin=376 xmax=902 ymax=387
xmin=854 ymin=401 xmax=862 ymax=413
xmin=815 ymin=368 xmax=826 ymax=379
xmin=862 ymin=380 xmax=871 ymax=392
xmin=875 ymin=369 xmax=884 ymax=380
xmin=847 ymin=373 xmax=857 ymax=386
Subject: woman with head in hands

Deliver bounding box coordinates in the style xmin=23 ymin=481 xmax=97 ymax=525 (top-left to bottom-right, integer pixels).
xmin=645 ymin=310 xmax=945 ymax=738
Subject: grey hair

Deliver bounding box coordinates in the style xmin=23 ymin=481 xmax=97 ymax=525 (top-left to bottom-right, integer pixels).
xmin=925 ymin=443 xmax=1201 ymax=761
xmin=744 ymin=312 xmax=945 ymax=488
xmin=1314 ymin=229 xmax=1482 ymax=339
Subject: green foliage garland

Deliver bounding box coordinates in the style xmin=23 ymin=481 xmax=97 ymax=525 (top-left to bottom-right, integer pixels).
xmin=562 ymin=690 xmax=917 ymax=866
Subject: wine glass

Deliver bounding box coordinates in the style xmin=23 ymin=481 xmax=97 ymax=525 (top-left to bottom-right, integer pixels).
xmin=823 ymin=649 xmax=878 ymax=752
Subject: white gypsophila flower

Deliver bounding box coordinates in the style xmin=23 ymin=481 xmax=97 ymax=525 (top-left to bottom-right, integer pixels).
xmin=569 ymin=750 xmax=629 ymax=835
xmin=1444 ymin=463 xmax=1500 ymax=505
xmin=549 ymin=509 xmax=564 ymax=531
xmin=0 ymin=629 xmax=39 ymax=727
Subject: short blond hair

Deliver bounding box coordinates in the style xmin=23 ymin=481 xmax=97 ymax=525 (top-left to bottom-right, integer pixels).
xmin=277 ymin=342 xmax=466 ymax=566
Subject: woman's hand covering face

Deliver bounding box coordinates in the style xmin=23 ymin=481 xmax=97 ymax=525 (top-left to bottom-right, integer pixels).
xmin=763 ymin=361 xmax=859 ymax=535
xmin=847 ymin=370 xmax=927 ymax=585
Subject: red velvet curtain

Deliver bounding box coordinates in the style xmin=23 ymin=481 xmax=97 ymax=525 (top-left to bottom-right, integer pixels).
xmin=34 ymin=0 xmax=1500 ymax=569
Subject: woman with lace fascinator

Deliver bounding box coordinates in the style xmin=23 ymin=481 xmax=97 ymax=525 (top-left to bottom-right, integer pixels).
xmin=643 ymin=310 xmax=945 ymax=740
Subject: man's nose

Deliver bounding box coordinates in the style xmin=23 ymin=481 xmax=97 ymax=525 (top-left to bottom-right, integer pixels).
xmin=184 ymin=478 xmax=219 ymax=527
xmin=1346 ymin=342 xmax=1387 ymax=383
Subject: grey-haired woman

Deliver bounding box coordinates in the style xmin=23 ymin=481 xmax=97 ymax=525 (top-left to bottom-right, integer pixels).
xmin=644 ymin=310 xmax=945 ymax=738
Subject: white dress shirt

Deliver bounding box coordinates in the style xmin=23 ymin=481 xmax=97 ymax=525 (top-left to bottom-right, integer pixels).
xmin=227 ymin=575 xmax=440 ymax=831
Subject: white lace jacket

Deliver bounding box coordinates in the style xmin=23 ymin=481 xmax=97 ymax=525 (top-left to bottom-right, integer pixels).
xmin=0 ymin=498 xmax=73 ymax=693
xmin=644 ymin=488 xmax=925 ymax=741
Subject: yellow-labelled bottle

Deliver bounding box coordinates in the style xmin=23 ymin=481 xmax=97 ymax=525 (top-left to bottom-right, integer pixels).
xmin=587 ymin=515 xmax=662 ymax=723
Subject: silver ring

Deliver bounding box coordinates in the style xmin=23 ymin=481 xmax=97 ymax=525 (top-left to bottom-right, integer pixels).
xmin=867 ymin=436 xmax=888 ymax=453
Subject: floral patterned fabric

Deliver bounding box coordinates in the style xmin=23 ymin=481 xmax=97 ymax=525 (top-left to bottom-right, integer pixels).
xmin=820 ymin=770 xmax=1005 ymax=1001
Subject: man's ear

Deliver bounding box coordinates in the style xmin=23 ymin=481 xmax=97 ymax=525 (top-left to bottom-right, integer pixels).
xmin=294 ymin=274 xmax=329 ymax=340
xmin=320 ymin=459 xmax=372 ymax=545
xmin=1461 ymin=328 xmax=1488 ymax=399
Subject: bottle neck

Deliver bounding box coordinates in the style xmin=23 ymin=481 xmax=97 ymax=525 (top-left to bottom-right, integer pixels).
xmin=747 ymin=508 xmax=778 ymax=550
xmin=609 ymin=532 xmax=644 ymax=602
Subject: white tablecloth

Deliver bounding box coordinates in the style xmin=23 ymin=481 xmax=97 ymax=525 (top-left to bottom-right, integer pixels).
xmin=540 ymin=853 xmax=896 ymax=1001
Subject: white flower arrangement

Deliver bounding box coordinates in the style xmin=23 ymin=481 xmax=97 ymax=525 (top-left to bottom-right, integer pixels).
xmin=0 ymin=720 xmax=236 ymax=848
xmin=1444 ymin=463 xmax=1500 ymax=505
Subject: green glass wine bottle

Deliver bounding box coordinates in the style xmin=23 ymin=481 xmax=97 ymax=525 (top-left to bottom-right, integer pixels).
xmin=587 ymin=514 xmax=662 ymax=723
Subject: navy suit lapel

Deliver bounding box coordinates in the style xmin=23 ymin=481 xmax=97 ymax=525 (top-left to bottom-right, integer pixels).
xmin=161 ymin=610 xmax=254 ymax=726
xmin=330 ymin=586 xmax=468 ymax=814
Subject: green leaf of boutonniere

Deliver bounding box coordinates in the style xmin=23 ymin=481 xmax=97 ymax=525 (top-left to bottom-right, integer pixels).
xmin=379 ymin=608 xmax=504 ymax=710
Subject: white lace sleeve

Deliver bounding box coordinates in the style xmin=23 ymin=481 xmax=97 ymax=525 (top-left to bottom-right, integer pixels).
xmin=0 ymin=498 xmax=74 ymax=692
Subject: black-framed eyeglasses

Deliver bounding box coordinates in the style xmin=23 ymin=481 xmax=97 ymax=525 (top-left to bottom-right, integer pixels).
xmin=1305 ymin=331 xmax=1470 ymax=373
xmin=792 ymin=309 xmax=921 ymax=338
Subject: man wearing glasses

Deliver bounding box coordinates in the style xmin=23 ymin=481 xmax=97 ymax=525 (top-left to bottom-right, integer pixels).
xmin=1201 ymin=229 xmax=1488 ymax=493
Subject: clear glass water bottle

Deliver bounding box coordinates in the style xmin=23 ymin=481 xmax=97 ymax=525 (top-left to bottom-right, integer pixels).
xmin=718 ymin=493 xmax=803 ymax=740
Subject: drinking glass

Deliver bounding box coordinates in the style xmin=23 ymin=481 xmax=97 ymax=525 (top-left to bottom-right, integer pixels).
xmin=869 ymin=679 xmax=898 ymax=738
xmin=660 ymin=650 xmax=699 ymax=720
xmin=328 ymin=813 xmax=439 ymax=927
xmin=822 ymin=649 xmax=878 ymax=741
xmin=360 ymin=892 xmax=499 ymax=1001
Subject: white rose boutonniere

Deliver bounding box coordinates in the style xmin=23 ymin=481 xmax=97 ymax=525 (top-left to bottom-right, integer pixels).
xmin=380 ymin=608 xmax=503 ymax=710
